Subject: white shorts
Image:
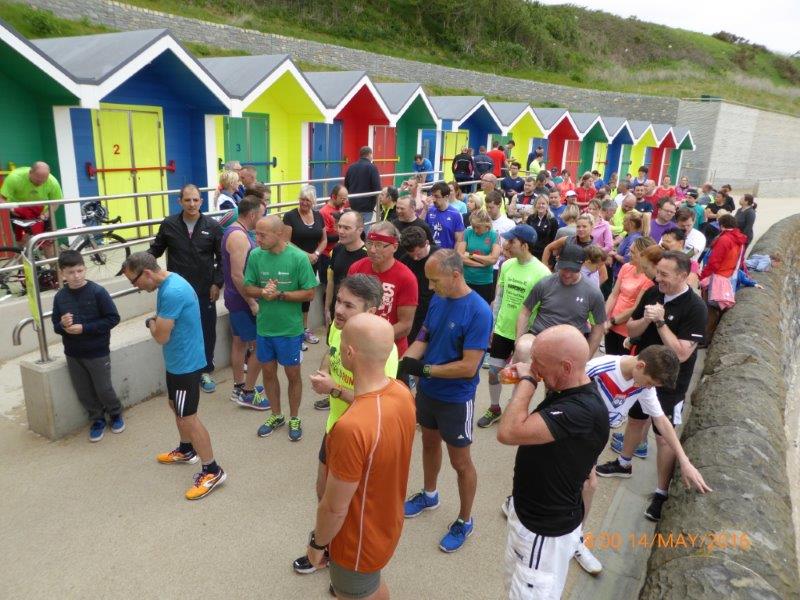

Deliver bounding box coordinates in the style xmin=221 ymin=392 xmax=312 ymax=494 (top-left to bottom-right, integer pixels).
xmin=504 ymin=498 xmax=582 ymax=600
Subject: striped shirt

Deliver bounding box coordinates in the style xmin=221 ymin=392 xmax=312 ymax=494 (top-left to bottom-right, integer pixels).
xmin=586 ymin=355 xmax=663 ymax=420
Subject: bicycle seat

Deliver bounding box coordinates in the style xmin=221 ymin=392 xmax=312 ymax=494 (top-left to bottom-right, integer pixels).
xmin=11 ymin=218 xmax=38 ymax=229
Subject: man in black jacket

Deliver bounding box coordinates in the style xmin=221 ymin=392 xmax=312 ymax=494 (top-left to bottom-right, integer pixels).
xmin=344 ymin=146 xmax=382 ymax=229
xmin=148 ymin=184 xmax=224 ymax=393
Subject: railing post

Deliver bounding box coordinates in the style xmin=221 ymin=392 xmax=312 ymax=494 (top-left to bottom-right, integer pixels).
xmin=24 ymin=237 xmax=51 ymax=363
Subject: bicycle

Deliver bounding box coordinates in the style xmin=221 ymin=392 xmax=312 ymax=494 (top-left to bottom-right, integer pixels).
xmin=0 ymin=202 xmax=131 ymax=299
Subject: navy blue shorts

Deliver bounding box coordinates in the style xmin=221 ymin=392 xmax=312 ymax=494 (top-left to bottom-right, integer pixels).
xmin=229 ymin=309 xmax=257 ymax=342
xmin=415 ymin=389 xmax=474 ymax=447
xmin=256 ymin=334 xmax=303 ymax=366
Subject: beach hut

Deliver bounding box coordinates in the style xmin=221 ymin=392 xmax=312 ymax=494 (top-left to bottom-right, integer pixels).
xmin=488 ymin=103 xmax=546 ymax=170
xmin=0 ymin=19 xmax=85 ymax=241
xmin=375 ymin=83 xmax=440 ymax=183
xmin=304 ymin=71 xmax=394 ymax=195
xmin=200 ymin=54 xmax=328 ymax=198
xmin=668 ymin=126 xmax=696 ymax=183
xmin=601 ymin=117 xmax=635 ymax=184
xmin=647 ymin=124 xmax=678 ymax=184
xmin=531 ymin=108 xmax=580 ymax=179
xmin=570 ymin=113 xmax=610 ymax=177
xmin=626 ymin=121 xmax=659 ymax=181
xmin=32 ymin=29 xmax=231 ymax=232
xmin=429 ymin=96 xmax=502 ymax=172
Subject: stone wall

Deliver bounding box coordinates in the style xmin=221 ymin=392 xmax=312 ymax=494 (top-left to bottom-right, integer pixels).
xmin=639 ymin=215 xmax=800 ymax=599
xmin=25 ymin=0 xmax=680 ymax=122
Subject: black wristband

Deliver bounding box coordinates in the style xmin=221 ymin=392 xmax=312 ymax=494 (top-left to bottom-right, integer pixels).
xmin=309 ymin=531 xmax=327 ymax=550
xmin=145 ymin=317 xmax=155 ymax=329
xmin=519 ymin=376 xmax=536 ymax=385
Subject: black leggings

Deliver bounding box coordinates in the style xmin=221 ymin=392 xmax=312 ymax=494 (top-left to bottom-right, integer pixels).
xmin=604 ymin=329 xmax=628 ymax=356
xmin=468 ymin=281 xmax=494 ymax=305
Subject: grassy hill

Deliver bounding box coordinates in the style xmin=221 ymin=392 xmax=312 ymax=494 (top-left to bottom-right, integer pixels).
xmin=5 ymin=0 xmax=799 ymax=114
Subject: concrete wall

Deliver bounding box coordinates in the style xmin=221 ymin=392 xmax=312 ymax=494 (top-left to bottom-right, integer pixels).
xmin=639 ymin=215 xmax=800 ymax=599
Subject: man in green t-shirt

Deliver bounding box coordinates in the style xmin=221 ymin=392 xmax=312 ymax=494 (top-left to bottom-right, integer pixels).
xmin=291 ymin=273 xmax=399 ymax=575
xmin=0 ymin=162 xmax=62 ymax=256
xmin=477 ymin=224 xmax=550 ymax=428
xmin=244 ymin=215 xmax=317 ymax=442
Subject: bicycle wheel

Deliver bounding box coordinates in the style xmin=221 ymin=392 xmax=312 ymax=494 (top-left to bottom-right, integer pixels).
xmin=0 ymin=246 xmax=25 ymax=298
xmin=78 ymin=233 xmax=130 ymax=281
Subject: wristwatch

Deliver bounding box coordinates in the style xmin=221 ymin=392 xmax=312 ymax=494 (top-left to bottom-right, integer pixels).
xmin=277 ymin=291 xmax=286 ymax=301
xmin=654 ymin=319 xmax=666 ymax=329
xmin=330 ymin=387 xmax=342 ymax=399
xmin=422 ymin=364 xmax=432 ymax=378
xmin=145 ymin=317 xmax=155 ymax=329
xmin=309 ymin=531 xmax=327 ymax=551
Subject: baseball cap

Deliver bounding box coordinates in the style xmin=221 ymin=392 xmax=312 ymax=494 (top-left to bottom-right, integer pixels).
xmin=565 ymin=190 xmax=577 ymax=198
xmin=556 ymin=245 xmax=586 ymax=272
xmin=501 ymin=224 xmax=538 ymax=245
xmin=687 ymin=189 xmax=699 ymax=198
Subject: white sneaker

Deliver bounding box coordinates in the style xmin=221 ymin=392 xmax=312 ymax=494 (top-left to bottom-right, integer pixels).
xmin=574 ymin=541 xmax=602 ymax=575
xmin=501 ymin=495 xmax=511 ymax=518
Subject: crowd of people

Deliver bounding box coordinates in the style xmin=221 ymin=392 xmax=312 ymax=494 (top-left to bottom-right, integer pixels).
xmin=32 ymin=144 xmax=768 ymax=598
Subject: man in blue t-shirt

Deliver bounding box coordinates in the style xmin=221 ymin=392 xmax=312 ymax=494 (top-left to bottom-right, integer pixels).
xmin=413 ymin=153 xmax=434 ymax=183
xmin=425 ymin=181 xmax=465 ymax=249
xmin=399 ymin=250 xmax=492 ymax=553
xmin=122 ymin=252 xmax=226 ymax=501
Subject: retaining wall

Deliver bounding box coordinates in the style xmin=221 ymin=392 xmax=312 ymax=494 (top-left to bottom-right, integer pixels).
xmin=639 ymin=214 xmax=800 ymax=599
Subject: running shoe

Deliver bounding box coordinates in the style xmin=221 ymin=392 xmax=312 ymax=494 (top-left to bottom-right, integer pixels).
xmin=157 ymin=448 xmax=199 ymax=464
xmin=237 ymin=387 xmax=270 ymax=411
xmin=288 ymin=417 xmax=303 ymax=442
xmin=302 ymin=341 xmax=309 ymax=352
xmin=574 ymin=542 xmax=602 ymax=574
xmin=185 ymin=468 xmax=227 ymax=500
xmin=481 ymin=355 xmax=490 ymax=369
xmin=304 ymin=329 xmax=320 ymax=344
xmin=404 ymin=490 xmax=440 ymax=518
xmin=230 ymin=386 xmax=244 ymax=403
xmin=644 ymin=492 xmax=668 ymax=522
xmin=200 ymin=373 xmax=216 ymax=393
xmin=439 ymin=518 xmax=474 ymax=553
xmin=292 ymin=550 xmax=329 ymax=574
xmin=257 ymin=414 xmax=285 ymax=437
xmin=595 ymin=459 xmax=632 ymax=478
xmin=610 ymin=436 xmax=648 ymax=459
xmin=314 ymin=397 xmax=330 ymax=411
xmin=89 ymin=419 xmax=106 ymax=442
xmin=477 ymin=408 xmax=502 ymax=428
xmin=110 ymin=414 xmax=125 ymax=434
xmin=501 ymin=495 xmax=511 ymax=518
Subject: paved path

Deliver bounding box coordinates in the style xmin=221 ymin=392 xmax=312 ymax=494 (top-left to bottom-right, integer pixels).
xmin=2 ymin=198 xmax=797 ymax=599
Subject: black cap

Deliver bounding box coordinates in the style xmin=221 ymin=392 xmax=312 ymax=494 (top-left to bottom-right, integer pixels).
xmin=556 ymin=244 xmax=586 ymax=272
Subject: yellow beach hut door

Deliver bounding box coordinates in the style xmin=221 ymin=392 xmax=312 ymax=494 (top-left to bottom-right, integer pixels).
xmin=442 ymin=130 xmax=469 ymax=169
xmin=92 ymin=105 xmax=168 ymax=238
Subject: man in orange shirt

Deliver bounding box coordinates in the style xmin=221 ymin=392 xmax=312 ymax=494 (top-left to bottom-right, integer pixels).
xmin=486 ymin=140 xmax=508 ymax=178
xmin=306 ymin=313 xmax=416 ymax=599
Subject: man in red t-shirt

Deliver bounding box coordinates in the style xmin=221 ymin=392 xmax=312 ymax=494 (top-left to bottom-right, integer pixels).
xmin=348 ymin=221 xmax=418 ymax=355
xmin=651 ymin=175 xmax=676 ymax=219
xmin=305 ymin=314 xmax=416 ymax=599
xmin=486 ymin=140 xmax=508 ymax=178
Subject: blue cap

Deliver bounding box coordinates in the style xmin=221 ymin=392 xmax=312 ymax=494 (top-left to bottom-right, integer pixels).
xmin=501 ymin=224 xmax=537 ymax=245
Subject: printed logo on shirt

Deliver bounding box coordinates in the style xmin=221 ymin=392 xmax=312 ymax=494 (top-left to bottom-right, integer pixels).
xmin=378 ymin=282 xmax=396 ymax=317
xmin=201 ymin=230 xmax=209 ymax=235
xmin=575 ymin=297 xmax=585 ymax=303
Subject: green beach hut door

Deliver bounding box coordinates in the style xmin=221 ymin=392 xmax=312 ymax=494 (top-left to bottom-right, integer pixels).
xmin=92 ymin=106 xmax=168 ymax=238
xmin=224 ymin=115 xmax=271 ymax=182
xmin=620 ymin=145 xmax=633 ymax=179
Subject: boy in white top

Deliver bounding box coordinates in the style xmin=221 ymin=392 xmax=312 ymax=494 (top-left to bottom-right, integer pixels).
xmin=571 ymin=346 xmax=712 ymax=576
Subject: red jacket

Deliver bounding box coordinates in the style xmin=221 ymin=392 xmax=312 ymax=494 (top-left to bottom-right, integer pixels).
xmin=701 ymin=228 xmax=748 ymax=279
xmin=487 ymin=149 xmax=507 ymax=177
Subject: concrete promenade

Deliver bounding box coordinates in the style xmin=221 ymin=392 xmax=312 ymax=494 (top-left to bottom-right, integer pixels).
xmin=2 ymin=198 xmax=798 ymax=599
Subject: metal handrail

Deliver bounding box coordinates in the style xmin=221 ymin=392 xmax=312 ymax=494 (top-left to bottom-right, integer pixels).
xmin=9 ymin=168 xmax=467 ymax=362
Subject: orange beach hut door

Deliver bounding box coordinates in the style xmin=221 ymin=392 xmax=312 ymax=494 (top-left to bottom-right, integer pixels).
xmin=371 ymin=125 xmax=398 ymax=184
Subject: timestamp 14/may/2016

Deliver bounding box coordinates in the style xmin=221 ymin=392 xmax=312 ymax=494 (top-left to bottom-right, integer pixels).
xmin=583 ymin=530 xmax=752 ymax=552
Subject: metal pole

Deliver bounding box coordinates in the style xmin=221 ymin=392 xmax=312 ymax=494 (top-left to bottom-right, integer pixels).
xmin=24 ymin=236 xmax=51 ymax=363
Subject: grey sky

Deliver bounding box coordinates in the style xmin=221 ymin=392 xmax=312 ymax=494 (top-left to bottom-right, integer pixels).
xmin=536 ymin=0 xmax=799 ymax=55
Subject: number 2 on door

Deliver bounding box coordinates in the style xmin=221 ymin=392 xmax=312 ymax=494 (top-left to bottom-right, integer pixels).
xmin=112 ymin=144 xmax=120 ymax=155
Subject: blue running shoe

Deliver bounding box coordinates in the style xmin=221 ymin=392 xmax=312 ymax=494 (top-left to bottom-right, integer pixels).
xmin=237 ymin=386 xmax=270 ymax=411
xmin=611 ymin=432 xmax=624 ymax=444
xmin=611 ymin=436 xmax=648 ymax=458
xmin=439 ymin=518 xmax=474 ymax=553
xmin=200 ymin=373 xmax=216 ymax=393
xmin=110 ymin=414 xmax=125 ymax=434
xmin=288 ymin=417 xmax=302 ymax=442
xmin=89 ymin=419 xmax=106 ymax=442
xmin=257 ymin=414 xmax=285 ymax=437
xmin=404 ymin=490 xmax=440 ymax=518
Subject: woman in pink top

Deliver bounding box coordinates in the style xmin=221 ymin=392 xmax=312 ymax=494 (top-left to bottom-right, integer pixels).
xmin=587 ymin=199 xmax=613 ymax=252
xmin=604 ymin=237 xmax=659 ymax=355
